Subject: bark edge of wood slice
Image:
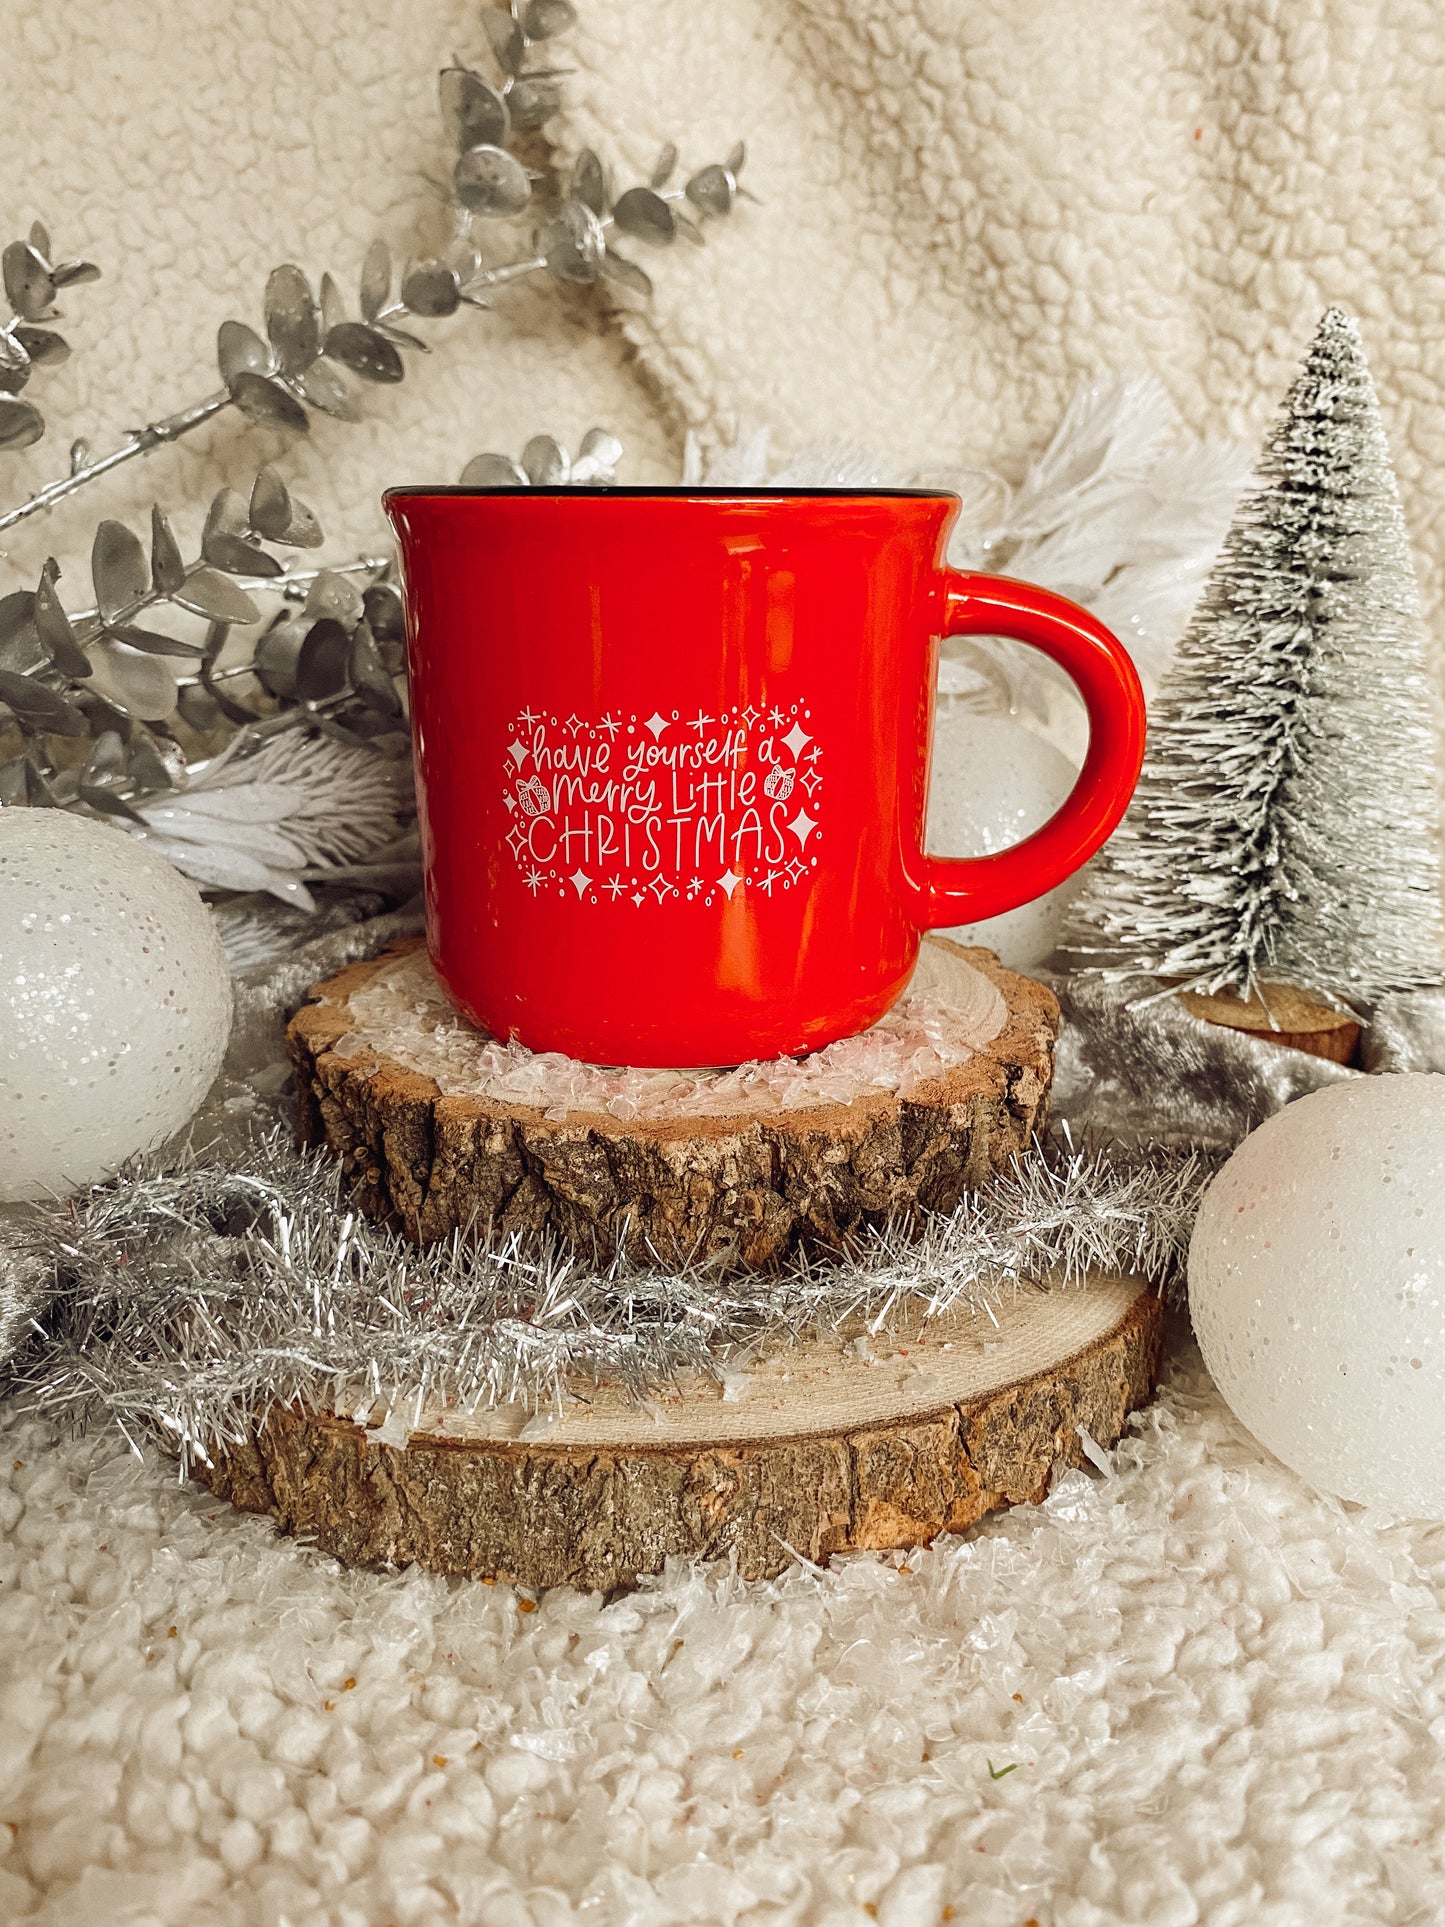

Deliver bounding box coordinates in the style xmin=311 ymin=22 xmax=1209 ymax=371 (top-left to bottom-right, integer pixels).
xmin=1178 ymin=981 xmax=1360 ymax=1066
xmin=286 ymin=936 xmax=1059 ymax=1269
xmin=197 ymin=1277 xmax=1162 ymax=1593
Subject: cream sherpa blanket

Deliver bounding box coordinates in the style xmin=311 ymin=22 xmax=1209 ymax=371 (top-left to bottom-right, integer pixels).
xmin=2 ymin=0 xmax=1444 ymax=614
xmin=3 ymin=1334 xmax=1445 ymax=1924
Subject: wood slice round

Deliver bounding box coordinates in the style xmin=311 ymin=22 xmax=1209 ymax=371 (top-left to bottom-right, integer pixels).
xmin=287 ymin=936 xmax=1059 ymax=1269
xmin=197 ymin=1277 xmax=1162 ymax=1593
xmin=1178 ymin=981 xmax=1360 ymax=1065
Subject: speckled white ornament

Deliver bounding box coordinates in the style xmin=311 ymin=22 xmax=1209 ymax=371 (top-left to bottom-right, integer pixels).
xmin=1190 ymin=1074 xmax=1445 ymax=1516
xmin=925 ymin=712 xmax=1080 ymax=970
xmin=0 ymin=810 xmax=233 ymax=1201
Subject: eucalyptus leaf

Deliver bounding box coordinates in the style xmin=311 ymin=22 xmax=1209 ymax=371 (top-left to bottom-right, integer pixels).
xmin=171 ymin=568 xmax=262 ymax=627
xmin=35 ymin=560 xmax=91 ymax=677
xmin=264 ymin=264 xmax=321 ymax=375
xmin=0 ymin=669 xmax=88 ymax=736
xmin=323 ymin=323 xmax=405 ymax=384
xmin=727 ymin=141 xmax=747 ymax=176
xmin=248 ymin=466 xmax=292 ymax=541
xmin=650 ymin=142 xmax=678 ymax=190
xmin=571 ymin=426 xmax=624 ymax=481
xmin=27 ymin=222 xmax=50 ymax=260
xmin=109 ymin=623 xmax=206 ymax=659
xmin=506 ymin=76 xmax=562 ymax=129
xmin=296 ymin=618 xmax=352 ymax=702
xmin=674 ymin=210 xmax=705 ymax=246
xmin=401 ymin=261 xmax=461 ymax=318
xmin=278 ymin=498 xmax=323 ymax=549
xmin=51 ymin=260 xmax=102 ymax=289
xmin=205 ymin=487 xmax=250 ymax=539
xmin=571 ymin=149 xmax=606 ymax=216
xmin=439 ymin=67 xmax=508 ymax=151
xmin=217 ymin=318 xmax=271 ymax=383
xmin=126 ymin=732 xmax=178 ymax=797
xmin=362 ymin=580 xmax=406 ymax=642
xmin=254 ymin=617 xmax=307 ymax=699
xmin=3 ymin=242 xmax=56 ymax=321
xmin=80 ymin=728 xmax=130 ymax=799
xmin=92 ymin=520 xmax=149 ymax=624
xmin=0 ymin=591 xmax=42 ymax=675
xmin=349 ymin=619 xmax=400 ymax=712
xmin=319 ymin=272 xmax=348 ymax=335
xmin=299 ymin=359 xmax=360 ymax=422
xmin=77 ymin=783 xmax=146 ymax=824
xmin=599 ymin=249 xmax=652 ymax=297
xmin=453 ymin=145 xmax=532 ymax=217
xmin=539 ymin=198 xmax=605 ymax=283
xmin=521 ymin=434 xmax=568 ymax=485
xmin=228 ymin=371 xmax=310 ymax=434
xmin=580 ymin=426 xmax=623 ymax=462
xmin=0 ymin=396 xmax=43 ymax=451
xmin=15 ymin=326 xmax=68 ymax=367
xmin=376 ymin=322 xmax=430 ymax=353
xmin=177 ymin=683 xmax=222 ymax=732
xmin=205 ymin=530 xmax=284 ymax=578
xmin=523 ymin=0 xmax=576 ymax=36
xmin=685 ymin=164 xmax=734 ymax=217
xmin=0 ymin=333 xmax=29 ymax=394
xmin=459 ymin=451 xmax=528 ymax=486
xmin=75 ymin=685 xmax=134 ymax=741
xmin=359 ymin=238 xmax=392 ymax=323
xmin=480 ymin=8 xmax=525 ymax=74
xmin=79 ymin=793 xmax=145 ymax=823
xmin=150 ymin=506 xmax=186 ymax=597
xmin=213 ymin=538 xmax=285 ymax=578
xmin=304 ymin=569 xmax=365 ymax=625
xmin=202 ymin=489 xmax=268 ymax=574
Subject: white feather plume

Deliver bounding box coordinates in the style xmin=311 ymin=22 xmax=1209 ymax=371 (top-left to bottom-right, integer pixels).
xmin=128 ymin=731 xmax=413 ymax=910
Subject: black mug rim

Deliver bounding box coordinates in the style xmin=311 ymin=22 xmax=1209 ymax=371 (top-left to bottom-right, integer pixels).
xmin=383 ymin=484 xmax=955 ymax=501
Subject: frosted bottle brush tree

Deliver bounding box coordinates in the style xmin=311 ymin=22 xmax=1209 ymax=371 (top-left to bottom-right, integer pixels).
xmin=0 ymin=1 xmax=747 ymax=848
xmin=1068 ymin=307 xmax=1445 ymax=1005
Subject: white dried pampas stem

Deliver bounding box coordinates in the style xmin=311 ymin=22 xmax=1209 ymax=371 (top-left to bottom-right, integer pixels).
xmin=128 ymin=730 xmax=413 ymax=909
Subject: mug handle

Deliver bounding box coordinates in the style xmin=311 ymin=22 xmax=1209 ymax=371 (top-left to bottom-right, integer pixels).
xmin=909 ymin=571 xmax=1147 ymax=928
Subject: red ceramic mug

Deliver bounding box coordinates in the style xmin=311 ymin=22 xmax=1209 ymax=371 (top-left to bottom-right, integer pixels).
xmin=384 ymin=487 xmax=1145 ymax=1067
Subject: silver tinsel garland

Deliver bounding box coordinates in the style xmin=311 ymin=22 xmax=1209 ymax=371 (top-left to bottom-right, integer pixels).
xmin=8 ymin=1128 xmax=1216 ymax=1468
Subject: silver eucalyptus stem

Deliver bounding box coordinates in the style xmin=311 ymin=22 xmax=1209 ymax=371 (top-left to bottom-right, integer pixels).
xmin=0 ymin=391 xmax=227 ymax=536
xmin=0 ymin=0 xmax=745 ymax=535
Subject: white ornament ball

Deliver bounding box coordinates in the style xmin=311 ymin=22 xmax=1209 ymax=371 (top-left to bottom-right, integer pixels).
xmin=926 ymin=711 xmax=1081 ymax=970
xmin=1189 ymin=1074 xmax=1445 ymax=1516
xmin=0 ymin=810 xmax=233 ymax=1201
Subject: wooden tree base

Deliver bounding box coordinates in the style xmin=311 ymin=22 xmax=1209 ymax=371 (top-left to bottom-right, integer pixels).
xmin=287 ymin=937 xmax=1059 ymax=1269
xmin=197 ymin=1277 xmax=1162 ymax=1592
xmin=1178 ymin=981 xmax=1360 ymax=1065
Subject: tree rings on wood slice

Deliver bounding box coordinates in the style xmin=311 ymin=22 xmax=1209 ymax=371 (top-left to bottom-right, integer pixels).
xmin=286 ymin=936 xmax=1059 ymax=1269
xmin=196 ymin=1275 xmax=1162 ymax=1592
xmin=1178 ymin=981 xmax=1360 ymax=1065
